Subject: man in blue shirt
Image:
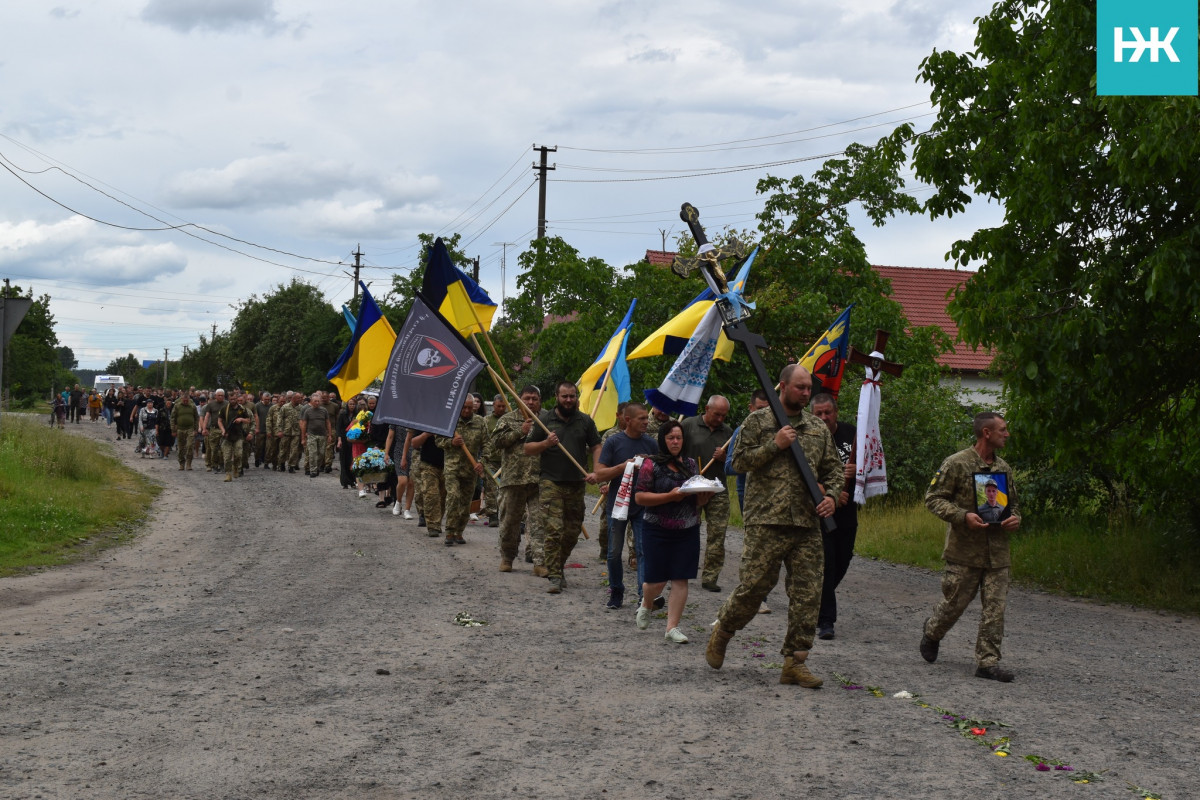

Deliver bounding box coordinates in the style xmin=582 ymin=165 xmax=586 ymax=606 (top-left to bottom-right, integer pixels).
xmin=594 ymin=403 xmax=657 ymax=609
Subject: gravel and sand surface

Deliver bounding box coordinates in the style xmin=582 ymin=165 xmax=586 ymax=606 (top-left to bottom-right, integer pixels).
xmin=1 ymin=421 xmax=1195 ymax=799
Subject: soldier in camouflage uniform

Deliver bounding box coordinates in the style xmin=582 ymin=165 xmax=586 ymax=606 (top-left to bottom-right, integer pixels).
xmin=706 ymin=365 xmax=843 ymax=689
xmin=436 ymin=397 xmax=488 ymax=546
xmin=411 ymin=430 xmax=446 ymax=537
xmin=480 ymin=394 xmax=507 ymax=526
xmin=524 ymin=381 xmax=601 ymax=594
xmin=265 ymin=394 xmax=285 ymax=470
xmin=492 ymin=386 xmax=545 ymax=573
xmin=920 ymin=411 xmax=1021 ymax=682
xmin=645 ymin=405 xmax=670 ymax=440
xmin=218 ymin=393 xmax=254 ymax=482
xmin=170 ymin=393 xmax=199 ymax=470
xmin=253 ymin=392 xmax=272 ymax=468
xmin=201 ymin=389 xmax=228 ymax=473
xmin=280 ymin=393 xmax=304 ymax=473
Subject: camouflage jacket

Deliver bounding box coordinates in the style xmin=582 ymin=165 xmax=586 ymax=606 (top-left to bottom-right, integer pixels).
xmin=436 ymin=415 xmax=487 ymax=478
xmin=925 ymin=446 xmax=1019 ymax=569
xmin=280 ymin=403 xmax=302 ymax=436
xmin=491 ymin=410 xmax=540 ymax=488
xmin=265 ymin=404 xmax=281 ymax=437
xmin=481 ymin=413 xmax=505 ymax=467
xmin=731 ymin=407 xmax=843 ymax=529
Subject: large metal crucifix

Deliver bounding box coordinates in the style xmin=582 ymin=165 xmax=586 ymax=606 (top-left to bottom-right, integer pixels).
xmin=674 ymin=203 xmax=836 ymax=533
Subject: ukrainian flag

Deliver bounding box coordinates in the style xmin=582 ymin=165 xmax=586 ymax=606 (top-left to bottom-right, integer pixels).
xmin=326 ymin=282 xmax=397 ymax=399
xmin=627 ymin=246 xmax=757 ymax=363
xmin=798 ymin=305 xmax=853 ymax=397
xmin=421 ymin=237 xmax=497 ymax=337
xmin=578 ymin=299 xmax=636 ymax=431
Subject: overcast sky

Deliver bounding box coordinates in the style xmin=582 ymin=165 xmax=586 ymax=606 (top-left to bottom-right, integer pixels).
xmin=0 ymin=0 xmax=1002 ymax=371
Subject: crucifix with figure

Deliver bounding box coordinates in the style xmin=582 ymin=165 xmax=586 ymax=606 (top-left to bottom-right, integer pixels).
xmin=673 ymin=202 xmax=836 ymax=533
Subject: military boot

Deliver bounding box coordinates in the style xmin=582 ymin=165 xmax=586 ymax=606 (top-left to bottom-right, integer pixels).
xmin=705 ymin=625 xmax=734 ymax=669
xmin=499 ymin=559 xmax=513 ymax=573
xmin=780 ymin=650 xmax=823 ymax=688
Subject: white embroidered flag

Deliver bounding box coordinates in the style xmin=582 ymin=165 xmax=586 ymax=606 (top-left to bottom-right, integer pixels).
xmin=644 ymin=304 xmax=723 ymax=417
xmin=854 ymin=354 xmax=888 ymax=504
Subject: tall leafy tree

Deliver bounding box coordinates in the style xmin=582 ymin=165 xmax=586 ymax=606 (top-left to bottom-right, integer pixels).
xmin=104 ymin=354 xmax=143 ymax=383
xmin=3 ymin=286 xmax=63 ymax=399
xmin=225 ymin=278 xmax=341 ymax=391
xmin=896 ymin=1 xmax=1200 ymax=522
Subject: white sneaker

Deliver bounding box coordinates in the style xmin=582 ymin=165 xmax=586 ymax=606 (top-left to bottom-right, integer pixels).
xmin=665 ymin=627 xmax=689 ymax=644
xmin=403 ymin=509 xmax=413 ymax=520
xmin=469 ymin=513 xmax=479 ymax=523
xmin=358 ymin=489 xmax=367 ymax=498
xmin=758 ymin=602 xmax=771 ymax=614
xmin=635 ymin=606 xmax=650 ymax=630
xmin=392 ymin=501 xmax=401 ymax=516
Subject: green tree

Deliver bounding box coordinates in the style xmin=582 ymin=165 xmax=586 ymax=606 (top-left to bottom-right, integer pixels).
xmin=225 ymin=278 xmax=341 ymax=392
xmin=898 ymin=1 xmax=1200 ymax=523
xmin=104 ymin=354 xmax=143 ymax=383
xmin=2 ymin=286 xmax=62 ymax=399
xmin=56 ymin=346 xmax=77 ymax=371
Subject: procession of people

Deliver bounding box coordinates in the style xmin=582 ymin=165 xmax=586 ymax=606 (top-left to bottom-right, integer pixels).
xmin=89 ymin=367 xmax=1018 ymax=688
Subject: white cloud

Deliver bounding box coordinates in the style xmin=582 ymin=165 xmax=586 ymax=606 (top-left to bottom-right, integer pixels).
xmin=0 ymin=218 xmax=187 ymax=284
xmin=140 ymin=0 xmax=286 ymax=35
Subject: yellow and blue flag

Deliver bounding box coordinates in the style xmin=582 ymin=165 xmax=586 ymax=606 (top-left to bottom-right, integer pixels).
xmin=627 ymin=246 xmax=757 ymax=363
xmin=577 ymin=299 xmax=636 ymax=432
xmin=326 ymin=282 xmax=397 ymax=399
xmin=798 ymin=305 xmax=853 ymax=397
xmin=421 ymin=237 xmax=497 ymax=337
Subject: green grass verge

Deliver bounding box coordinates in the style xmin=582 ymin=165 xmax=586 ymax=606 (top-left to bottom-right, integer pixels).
xmin=0 ymin=414 xmax=160 ymax=575
xmin=858 ymin=500 xmax=1200 ymax=615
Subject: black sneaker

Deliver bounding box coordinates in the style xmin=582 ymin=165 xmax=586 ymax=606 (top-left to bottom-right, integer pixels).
xmin=701 ymin=581 xmax=721 ymax=593
xmin=417 ymin=514 xmax=426 ymax=528
xmin=817 ymin=624 xmax=835 ymax=641
xmin=605 ymin=589 xmax=624 ymax=610
xmin=975 ymin=665 xmax=1014 ymax=682
xmin=919 ymin=617 xmax=939 ymax=663
xmin=652 ymin=595 xmax=666 ymax=610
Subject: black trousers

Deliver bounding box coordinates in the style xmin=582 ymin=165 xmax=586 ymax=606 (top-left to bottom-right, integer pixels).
xmin=818 ymin=524 xmax=857 ymax=627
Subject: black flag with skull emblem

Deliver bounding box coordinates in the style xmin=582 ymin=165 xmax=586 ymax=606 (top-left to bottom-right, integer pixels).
xmin=374 ymin=293 xmax=486 ymax=436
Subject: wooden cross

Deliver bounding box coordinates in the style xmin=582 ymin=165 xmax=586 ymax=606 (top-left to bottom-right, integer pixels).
xmin=848 ymin=329 xmax=905 ymax=378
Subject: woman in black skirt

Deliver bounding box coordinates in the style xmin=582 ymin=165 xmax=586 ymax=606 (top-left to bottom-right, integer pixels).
xmin=632 ymin=419 xmax=713 ymax=644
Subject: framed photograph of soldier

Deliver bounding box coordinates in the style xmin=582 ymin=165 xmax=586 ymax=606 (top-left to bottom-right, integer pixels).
xmin=974 ymin=472 xmax=1010 ymax=527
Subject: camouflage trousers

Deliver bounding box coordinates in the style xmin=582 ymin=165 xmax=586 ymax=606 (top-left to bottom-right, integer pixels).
xmin=254 ymin=432 xmax=267 ymax=465
xmin=481 ymin=461 xmax=500 ymax=519
xmin=443 ymin=467 xmax=476 ymax=537
xmin=221 ymin=438 xmax=244 ymax=477
xmin=716 ymin=523 xmax=824 ymax=656
xmin=175 ymin=429 xmax=195 ymax=467
xmin=540 ymin=479 xmax=585 ymax=581
xmin=925 ymin=562 xmax=1010 ymax=668
xmin=265 ymin=435 xmax=280 ymax=468
xmin=700 ymin=488 xmax=731 ymax=586
xmin=498 ymin=483 xmax=543 ymax=564
xmin=205 ymin=430 xmax=224 ymax=470
xmin=280 ymin=435 xmax=300 ymax=469
xmin=414 ymin=461 xmax=445 ymax=534
xmin=305 ymin=437 xmax=329 ymax=475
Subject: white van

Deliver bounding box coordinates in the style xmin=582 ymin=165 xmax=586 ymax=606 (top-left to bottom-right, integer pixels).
xmin=94 ymin=374 xmax=126 ymax=393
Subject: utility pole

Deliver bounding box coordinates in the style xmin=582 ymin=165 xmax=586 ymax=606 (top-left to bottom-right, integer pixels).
xmin=211 ymin=323 xmax=217 ymax=340
xmin=163 ymin=348 xmax=169 ymax=386
xmin=532 ymin=145 xmax=556 ymax=240
xmin=659 ymin=228 xmax=672 ymax=252
xmin=532 ymin=145 xmax=556 ymax=318
xmin=472 ymin=256 xmax=480 ymax=283
xmin=492 ymin=242 xmax=516 ymax=306
xmin=351 ymin=245 xmax=363 ymax=303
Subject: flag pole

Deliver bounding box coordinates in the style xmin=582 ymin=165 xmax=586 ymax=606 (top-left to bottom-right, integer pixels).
xmin=470 ymin=331 xmax=521 ymax=416
xmin=464 ymin=299 xmax=518 ymax=404
xmin=486 ymin=364 xmax=590 ymax=480
xmin=586 ymin=349 xmax=620 ymax=420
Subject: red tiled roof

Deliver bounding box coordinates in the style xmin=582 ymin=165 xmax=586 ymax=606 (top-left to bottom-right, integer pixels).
xmin=645 ymin=249 xmax=676 ymax=267
xmin=872 ymin=265 xmax=996 ymax=373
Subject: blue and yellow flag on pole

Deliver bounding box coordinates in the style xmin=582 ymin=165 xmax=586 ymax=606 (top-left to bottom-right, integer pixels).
xmin=421 ymin=237 xmax=497 ymax=337
xmin=577 ymin=299 xmax=636 ymax=432
xmin=798 ymin=305 xmax=853 ymax=397
xmin=627 ymin=247 xmax=757 ymax=363
xmin=326 ymin=282 xmax=397 ymax=399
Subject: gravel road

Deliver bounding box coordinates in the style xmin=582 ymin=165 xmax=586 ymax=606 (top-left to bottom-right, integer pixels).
xmin=1 ymin=421 xmax=1195 ymax=799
